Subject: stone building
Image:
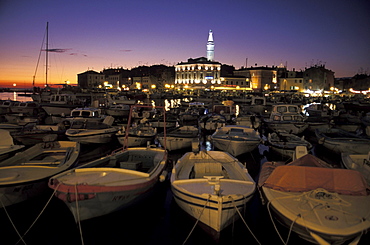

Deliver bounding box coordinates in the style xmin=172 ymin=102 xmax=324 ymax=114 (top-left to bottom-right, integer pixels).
xmin=303 ymin=65 xmax=335 ymax=92
xmin=77 ymin=70 xmax=105 ymax=89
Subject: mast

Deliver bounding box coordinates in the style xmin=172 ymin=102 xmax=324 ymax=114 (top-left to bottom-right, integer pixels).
xmin=45 ymin=22 xmax=49 ymax=86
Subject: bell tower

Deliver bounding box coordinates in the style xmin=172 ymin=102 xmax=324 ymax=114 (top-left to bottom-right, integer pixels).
xmin=206 ymin=30 xmax=214 ymax=61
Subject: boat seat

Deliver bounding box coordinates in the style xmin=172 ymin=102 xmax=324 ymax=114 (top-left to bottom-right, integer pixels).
xmin=194 ymin=161 xmax=223 ymax=178
xmin=120 ymin=161 xmax=142 ymax=170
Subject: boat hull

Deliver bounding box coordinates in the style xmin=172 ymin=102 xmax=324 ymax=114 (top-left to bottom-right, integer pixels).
xmin=262 ymin=187 xmax=370 ymax=245
xmin=171 ymin=181 xmax=254 ymax=232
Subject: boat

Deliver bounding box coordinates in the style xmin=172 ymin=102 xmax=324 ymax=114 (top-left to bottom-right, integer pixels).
xmin=9 ymin=101 xmax=41 ymax=116
xmin=65 ymin=116 xmax=118 ymax=144
xmin=0 ymin=129 xmax=25 ymax=161
xmin=258 ymin=154 xmax=370 ymax=245
xmin=266 ymin=130 xmax=312 ymax=160
xmin=48 ymin=145 xmax=168 ymax=222
xmin=198 ymin=113 xmax=226 ymax=134
xmin=315 ymin=128 xmax=370 ymax=154
xmin=0 ymin=140 xmax=80 ymax=207
xmin=361 ymin=112 xmax=370 ymax=136
xmin=157 ymin=125 xmax=200 ymax=151
xmin=234 ymin=112 xmax=261 ymax=129
xmin=341 ymin=151 xmax=370 ymax=185
xmin=179 ymin=102 xmax=206 ymax=126
xmin=4 ymin=113 xmax=39 ymax=125
xmin=263 ymin=104 xmax=308 ymax=135
xmin=304 ymin=103 xmax=335 ymax=118
xmin=116 ymin=123 xmax=157 ymax=148
xmin=331 ymin=112 xmax=363 ymax=133
xmin=148 ymin=112 xmax=178 ymax=132
xmin=10 ymin=122 xmax=68 ymax=146
xmin=105 ymin=104 xmax=131 ymax=118
xmin=212 ymin=100 xmax=236 ymax=122
xmin=40 ymin=93 xmax=84 ymax=117
xmin=51 ymin=107 xmax=107 ymax=124
xmin=170 ymin=150 xmax=256 ymax=235
xmin=106 ymin=93 xmax=136 ymax=105
xmin=0 ymin=100 xmax=16 ymax=114
xmin=211 ymin=125 xmax=261 ymax=157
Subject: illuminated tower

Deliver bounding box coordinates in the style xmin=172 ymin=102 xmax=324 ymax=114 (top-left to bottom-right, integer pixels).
xmin=206 ymin=30 xmax=214 ymax=61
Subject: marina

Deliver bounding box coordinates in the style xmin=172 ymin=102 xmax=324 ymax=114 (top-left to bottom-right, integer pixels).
xmin=0 ymin=91 xmax=369 ymax=245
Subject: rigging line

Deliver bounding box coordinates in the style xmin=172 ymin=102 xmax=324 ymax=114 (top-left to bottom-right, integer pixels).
xmin=33 ymin=29 xmax=46 ymax=86
xmin=0 ymin=196 xmax=27 ymax=245
xmin=15 ymin=183 xmax=61 ymax=245
xmin=182 ymin=194 xmax=211 ymax=245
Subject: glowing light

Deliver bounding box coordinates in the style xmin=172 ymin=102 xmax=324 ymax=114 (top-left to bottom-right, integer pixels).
xmin=13 ymin=83 xmax=16 ymax=87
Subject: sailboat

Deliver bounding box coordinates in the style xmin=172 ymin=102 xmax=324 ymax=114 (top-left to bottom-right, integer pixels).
xmin=31 ymin=23 xmax=86 ymax=115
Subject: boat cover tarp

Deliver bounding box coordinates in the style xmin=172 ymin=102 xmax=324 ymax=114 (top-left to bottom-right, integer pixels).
xmin=258 ymin=154 xmax=332 ymax=187
xmin=263 ymin=165 xmax=369 ymax=196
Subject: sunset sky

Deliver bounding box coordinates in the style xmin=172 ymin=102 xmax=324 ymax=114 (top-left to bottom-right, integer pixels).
xmin=0 ymin=0 xmax=369 ymax=88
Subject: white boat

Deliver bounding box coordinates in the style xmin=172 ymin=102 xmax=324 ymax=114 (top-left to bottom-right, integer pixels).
xmin=266 ymin=130 xmax=312 ymax=160
xmin=51 ymin=107 xmax=107 ymax=124
xmin=315 ymin=128 xmax=370 ymax=154
xmin=264 ymin=104 xmax=308 ymax=135
xmin=116 ymin=123 xmax=157 ymax=147
xmin=105 ymin=104 xmax=130 ymax=118
xmin=304 ymin=103 xmax=334 ymax=117
xmin=65 ymin=116 xmax=118 ymax=144
xmin=9 ymin=101 xmax=41 ymax=116
xmin=0 ymin=140 xmax=80 ymax=207
xmin=106 ymin=93 xmax=136 ymax=105
xmin=0 ymin=129 xmax=25 ymax=161
xmin=41 ymin=93 xmax=84 ymax=116
xmin=211 ymin=125 xmax=261 ymax=157
xmin=48 ymin=145 xmax=168 ymax=221
xmin=341 ymin=151 xmax=370 ymax=185
xmin=157 ymin=125 xmax=200 ymax=151
xmin=170 ymin=150 xmax=256 ymax=234
xmin=259 ymin=154 xmax=370 ymax=245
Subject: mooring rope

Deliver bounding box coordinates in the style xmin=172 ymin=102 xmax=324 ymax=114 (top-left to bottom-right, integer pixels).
xmin=231 ymin=196 xmax=261 ymax=245
xmin=75 ymin=184 xmax=85 ymax=245
xmin=182 ymin=194 xmax=211 ymax=245
xmin=266 ymin=193 xmax=311 ymax=245
xmin=15 ymin=183 xmax=61 ymax=245
xmin=0 ymin=196 xmax=27 ymax=245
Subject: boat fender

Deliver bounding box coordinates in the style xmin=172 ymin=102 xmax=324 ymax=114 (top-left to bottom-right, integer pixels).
xmin=159 ymin=170 xmax=168 ymax=182
xmin=318 ymin=137 xmax=325 ymax=144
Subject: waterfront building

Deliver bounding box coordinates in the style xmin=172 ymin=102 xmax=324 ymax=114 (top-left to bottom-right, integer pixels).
xmin=174 ymin=57 xmax=221 ymax=90
xmin=279 ymin=69 xmax=304 ymax=92
xmin=234 ymin=66 xmax=277 ymax=92
xmin=303 ymin=65 xmax=334 ymax=92
xmin=77 ymin=70 xmax=105 ymax=89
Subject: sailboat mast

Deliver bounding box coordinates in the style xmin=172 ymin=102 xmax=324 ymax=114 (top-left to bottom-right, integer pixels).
xmin=45 ymin=22 xmax=49 ymax=86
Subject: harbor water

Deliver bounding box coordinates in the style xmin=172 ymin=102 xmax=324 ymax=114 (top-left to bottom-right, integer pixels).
xmin=0 ymin=92 xmax=369 ymax=245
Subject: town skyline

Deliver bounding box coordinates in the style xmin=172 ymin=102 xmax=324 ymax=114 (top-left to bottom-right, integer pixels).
xmin=1 ymin=0 xmax=369 ymax=88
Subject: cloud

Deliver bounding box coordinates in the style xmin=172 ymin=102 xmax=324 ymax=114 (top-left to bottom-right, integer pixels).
xmin=43 ymin=48 xmax=71 ymax=53
xmin=120 ymin=49 xmax=132 ymax=52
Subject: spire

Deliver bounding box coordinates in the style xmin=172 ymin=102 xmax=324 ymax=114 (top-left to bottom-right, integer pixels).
xmin=208 ymin=29 xmax=213 ymax=42
xmin=206 ymin=30 xmax=214 ymax=61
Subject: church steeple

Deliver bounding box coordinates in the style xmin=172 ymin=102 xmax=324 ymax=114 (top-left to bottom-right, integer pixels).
xmin=206 ymin=30 xmax=214 ymax=61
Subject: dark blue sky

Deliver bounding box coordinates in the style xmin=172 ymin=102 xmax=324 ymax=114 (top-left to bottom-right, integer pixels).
xmin=1 ymin=0 xmax=369 ymax=87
